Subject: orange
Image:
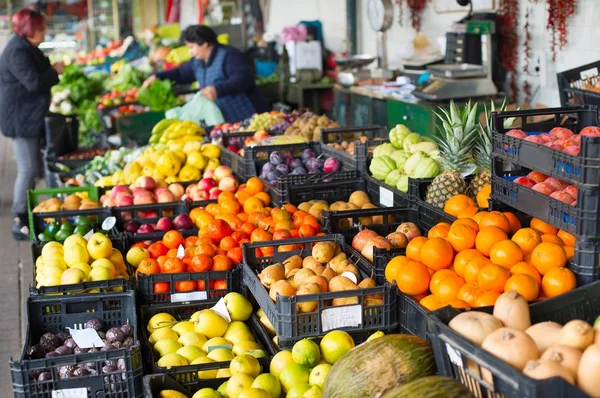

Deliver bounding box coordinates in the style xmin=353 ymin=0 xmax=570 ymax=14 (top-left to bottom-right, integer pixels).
xmin=153 ymin=282 xmax=170 ymax=294
xmin=474 ymin=291 xmax=501 ymax=307
xmin=541 ymin=234 xmax=564 ymax=245
xmin=137 ymin=258 xmax=161 ymax=276
xmin=245 ymin=177 xmax=265 ymax=195
xmin=531 ymin=242 xmax=567 ymax=275
xmin=166 ymin=248 xmax=178 ymax=258
xmin=557 ymin=230 xmax=576 ymax=247
xmin=432 ymin=274 xmax=465 ymax=303
xmin=446 ymin=224 xmax=477 ymax=252
xmin=217 ymin=191 xmax=237 ymax=204
xmin=444 ymin=195 xmax=476 ymax=217
xmin=163 ymin=230 xmax=184 ymax=249
xmin=282 ymin=203 xmax=297 ymax=214
xmin=428 ymin=223 xmax=451 ymax=239
xmin=220 ymin=198 xmax=241 ymax=215
xmin=254 ymin=192 xmax=271 ymax=206
xmin=477 ymin=264 xmax=511 ymax=293
xmin=385 ymin=256 xmax=411 ymax=285
xmin=457 ymin=206 xmax=479 ymax=219
xmin=162 ymin=257 xmax=185 ymax=274
xmin=453 ymin=249 xmax=484 ymax=278
xmin=510 ymin=261 xmax=542 ymax=287
xmin=175 ymin=281 xmax=196 ymax=293
xmin=503 ymin=212 xmax=522 ymax=235
xmin=235 ymin=190 xmax=252 ymax=205
xmin=457 ymin=283 xmax=483 ymax=306
xmin=190 ymin=254 xmax=213 ymax=272
xmin=504 ymin=274 xmax=539 ymax=301
xmin=298 ymin=224 xmax=317 ymax=237
xmin=475 ymin=226 xmax=509 ymax=256
xmin=194 ymin=242 xmax=216 ymax=257
xmin=420 ymin=295 xmax=444 ymax=311
xmin=212 ymin=254 xmax=233 ymax=271
xmin=243 ymin=196 xmax=266 ymax=214
xmin=541 ymin=267 xmax=576 ymax=298
xmin=530 ymin=218 xmax=558 ymax=235
xmin=302 ymin=215 xmax=320 ymax=230
xmin=190 ymin=207 xmax=208 ymax=224
xmin=564 ymin=246 xmax=574 ymax=260
xmin=406 ymin=236 xmax=428 ymax=262
xmin=476 ymin=185 xmax=492 ymax=207
xmin=219 ymin=236 xmax=238 ymax=251
xmin=396 ymin=260 xmax=431 ymax=296
xmin=511 ymin=228 xmax=542 ymax=255
xmin=205 ymin=203 xmax=222 ymax=216
xmin=452 ymin=218 xmax=479 ymax=233
xmin=420 ymin=238 xmax=454 ymax=271
xmin=227 ymin=247 xmax=243 ymax=265
xmin=447 ymin=300 xmax=471 ymax=309
xmin=184 ymin=236 xmax=199 ymax=249
xmin=479 ymin=211 xmax=511 ymax=234
xmin=240 ymin=222 xmax=257 ymax=236
xmin=148 ymin=241 xmax=169 ymax=259
xmin=157 ymin=255 xmax=168 ymax=269
xmin=489 ymin=240 xmax=524 ymax=269
xmin=463 ymin=256 xmax=492 ymax=283
xmin=472 ymin=211 xmax=487 ymax=225
xmin=429 ymin=269 xmax=458 ymax=293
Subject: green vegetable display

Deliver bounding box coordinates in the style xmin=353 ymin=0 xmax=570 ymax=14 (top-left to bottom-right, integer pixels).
xmin=138 ymin=80 xmax=181 ymax=111
xmin=105 ymin=63 xmax=149 ymax=92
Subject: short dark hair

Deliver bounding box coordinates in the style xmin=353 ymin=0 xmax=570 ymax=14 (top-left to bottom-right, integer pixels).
xmin=181 ymin=25 xmax=218 ymax=46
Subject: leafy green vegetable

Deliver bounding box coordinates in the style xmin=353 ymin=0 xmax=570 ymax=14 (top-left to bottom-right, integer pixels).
xmin=77 ymin=100 xmax=102 ymax=147
xmin=138 ymin=80 xmax=181 ymax=111
xmin=105 ymin=63 xmax=149 ymax=92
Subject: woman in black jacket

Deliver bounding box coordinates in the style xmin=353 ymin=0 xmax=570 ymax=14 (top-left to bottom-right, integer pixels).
xmin=0 ymin=8 xmax=63 ymax=240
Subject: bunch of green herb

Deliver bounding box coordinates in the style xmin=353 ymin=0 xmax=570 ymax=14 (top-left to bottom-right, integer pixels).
xmin=137 ymin=79 xmax=181 ymax=111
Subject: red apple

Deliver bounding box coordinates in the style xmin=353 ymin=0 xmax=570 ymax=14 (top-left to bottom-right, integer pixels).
xmin=138 ymin=210 xmax=158 ymax=219
xmin=209 ymin=187 xmax=222 ymax=199
xmin=157 ymin=190 xmax=176 ymax=203
xmin=545 ymin=177 xmax=569 ymax=191
xmin=100 ymin=194 xmax=108 ymax=205
xmin=156 ymin=217 xmax=173 ymax=232
xmin=549 ymin=127 xmax=574 ymax=139
xmin=203 ymin=169 xmax=215 ymax=179
xmin=173 ymin=214 xmax=194 ymax=230
xmin=135 ymin=176 xmax=157 ymax=191
xmin=219 ymin=176 xmax=239 ymax=192
xmin=579 ymin=126 xmax=600 ymax=137
xmin=550 ymin=191 xmax=575 ymax=204
xmin=102 ymin=197 xmax=116 ymax=207
xmin=137 ymin=224 xmax=155 ymax=234
xmin=563 ymin=145 xmax=580 ymax=156
xmin=253 ymin=130 xmax=269 ymax=142
xmin=168 ymin=183 xmax=185 ymax=201
xmin=507 ymin=129 xmax=527 ymax=139
xmin=524 ymin=135 xmax=544 ymax=144
xmin=133 ymin=191 xmax=156 ymax=205
xmin=563 ymin=185 xmax=578 ymax=199
xmin=190 ymin=189 xmax=208 ymax=201
xmin=527 ymin=171 xmax=549 ymax=183
xmin=115 ymin=192 xmax=134 ymax=207
xmin=538 ymin=133 xmax=554 ymax=143
xmin=514 ymin=177 xmax=536 ymax=188
xmin=133 ymin=187 xmax=148 ymax=197
xmin=532 ymin=182 xmax=556 ymax=195
xmin=214 ymin=165 xmax=233 ymax=181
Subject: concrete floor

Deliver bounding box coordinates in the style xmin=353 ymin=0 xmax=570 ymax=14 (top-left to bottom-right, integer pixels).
xmin=0 ymin=134 xmax=38 ymax=397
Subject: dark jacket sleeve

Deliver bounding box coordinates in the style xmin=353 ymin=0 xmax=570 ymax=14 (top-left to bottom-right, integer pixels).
xmin=155 ymin=61 xmax=196 ymax=85
xmin=8 ymin=48 xmax=58 ymax=93
xmin=214 ymin=51 xmax=255 ymax=97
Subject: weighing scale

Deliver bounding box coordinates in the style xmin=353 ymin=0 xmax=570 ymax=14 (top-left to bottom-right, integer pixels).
xmin=414 ymin=20 xmax=498 ymax=101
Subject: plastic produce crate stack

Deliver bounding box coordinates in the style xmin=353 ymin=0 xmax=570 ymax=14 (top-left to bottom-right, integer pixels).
xmin=218 ymin=130 xmax=284 ymax=178
xmin=320 ymin=125 xmax=388 ymax=172
xmin=240 ymin=234 xmax=398 ymax=349
xmin=557 ymin=61 xmax=600 ymax=107
xmin=426 ymin=279 xmax=600 ymax=398
xmin=490 ymin=105 xmax=600 ymax=285
xmin=143 ymin=374 xmax=222 ymax=397
xmin=11 ymin=291 xmax=143 ymax=398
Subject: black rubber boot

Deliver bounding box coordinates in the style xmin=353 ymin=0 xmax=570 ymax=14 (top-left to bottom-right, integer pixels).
xmin=12 ymin=214 xmax=29 ymax=241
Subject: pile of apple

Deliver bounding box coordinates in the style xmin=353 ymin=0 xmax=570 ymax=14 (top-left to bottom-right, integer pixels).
xmin=352 ymin=222 xmax=422 ymax=263
xmin=514 ymin=171 xmax=578 ymax=206
xmin=182 ymin=166 xmax=240 ymax=202
xmin=218 ymin=130 xmax=272 ymax=155
xmin=100 ymin=176 xmax=186 ymax=208
xmin=122 ymin=214 xmax=194 ymax=236
xmin=506 ymin=126 xmax=600 ymax=156
xmin=35 ymin=233 xmax=129 ymax=288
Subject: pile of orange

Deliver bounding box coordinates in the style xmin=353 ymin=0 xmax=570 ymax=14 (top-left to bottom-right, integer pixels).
xmin=386 ymin=206 xmax=577 ymax=311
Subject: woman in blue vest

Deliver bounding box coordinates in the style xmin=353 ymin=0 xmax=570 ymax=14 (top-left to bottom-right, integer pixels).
xmin=144 ymin=25 xmax=269 ymax=122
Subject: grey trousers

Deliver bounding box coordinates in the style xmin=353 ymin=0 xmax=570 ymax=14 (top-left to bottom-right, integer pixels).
xmin=12 ymin=137 xmax=40 ymax=215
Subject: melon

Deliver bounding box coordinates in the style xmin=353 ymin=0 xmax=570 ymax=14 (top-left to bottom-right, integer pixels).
xmin=322 ymin=334 xmax=435 ymax=398
xmin=380 ymin=376 xmax=474 ymax=397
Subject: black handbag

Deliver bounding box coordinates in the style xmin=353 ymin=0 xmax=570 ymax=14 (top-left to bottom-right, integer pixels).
xmin=44 ymin=113 xmax=79 ymax=157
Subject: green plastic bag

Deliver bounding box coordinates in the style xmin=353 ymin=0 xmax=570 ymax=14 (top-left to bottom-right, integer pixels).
xmin=165 ymin=92 xmax=225 ymax=126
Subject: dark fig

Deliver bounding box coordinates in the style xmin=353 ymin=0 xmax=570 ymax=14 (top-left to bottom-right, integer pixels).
xmin=54 ymin=346 xmax=73 ymax=356
xmin=55 ymin=332 xmax=69 ymax=345
xmin=261 ymin=162 xmax=276 ymax=174
xmin=27 ymin=344 xmax=46 ymax=359
xmin=290 ymin=159 xmax=303 ymax=169
xmin=275 ymin=164 xmax=289 ymax=175
xmin=37 ymin=371 xmax=52 ymax=381
xmin=72 ymin=367 xmax=90 ymax=377
xmin=105 ymin=327 xmax=125 ymax=343
xmin=283 ymin=153 xmax=294 ymax=166
xmin=120 ymin=324 xmax=133 ymax=337
xmin=64 ymin=338 xmax=77 ymax=349
xmin=290 ymin=166 xmax=307 ymax=175
xmin=302 ymin=148 xmax=315 ymax=162
xmin=101 ymin=343 xmax=114 ymax=351
xmin=40 ymin=333 xmax=60 ymax=348
xmin=88 ymin=347 xmax=99 ymax=353
xmin=84 ymin=318 xmax=103 ymax=331
xmin=81 ymin=362 xmax=96 ymax=370
xmin=88 ymin=369 xmax=98 ymax=376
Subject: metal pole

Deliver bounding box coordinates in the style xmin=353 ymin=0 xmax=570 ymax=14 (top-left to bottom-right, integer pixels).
xmin=346 ymin=0 xmax=357 ymax=55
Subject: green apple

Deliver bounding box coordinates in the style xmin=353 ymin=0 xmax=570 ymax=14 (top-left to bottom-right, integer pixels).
xmin=309 ymin=364 xmax=331 ymax=388
xmin=207 ymin=348 xmax=234 ymax=362
xmin=172 ymin=321 xmax=195 ymax=336
xmin=60 ymin=268 xmax=85 ymax=285
xmin=238 ymin=388 xmax=270 ymax=398
xmin=90 ymin=258 xmax=116 ymax=277
xmin=153 ymin=339 xmax=182 ymax=357
xmin=230 ymin=354 xmax=261 ymax=378
xmin=232 ymin=341 xmax=262 ymax=356
xmin=86 ymin=233 xmax=113 ymax=259
xmin=224 ymin=321 xmax=255 ymax=345
xmin=126 ymin=247 xmax=150 ymax=268
xmin=192 ymin=388 xmax=221 ymax=398
xmin=157 ymin=353 xmax=188 ymax=368
xmin=176 ymin=345 xmax=206 ymax=363
xmin=270 ymin=350 xmax=294 ymax=379
xmin=227 ymin=373 xmax=255 ymax=397
xmin=178 ymin=332 xmax=208 ymax=348
xmin=191 ymin=356 xmax=218 ymax=379
xmin=89 ymin=263 xmax=114 ymax=281
xmin=63 ymin=244 xmax=89 ymax=267
xmin=149 ymin=327 xmax=179 ymax=345
xmin=195 ymin=309 xmax=229 ymax=338
xmin=64 ymin=235 xmax=87 ymax=249
xmin=252 ymin=373 xmax=282 ymax=398
xmin=70 ymin=262 xmax=91 ymax=277
xmin=202 ymin=337 xmax=231 ymax=352
xmin=224 ymin=292 xmax=253 ymax=321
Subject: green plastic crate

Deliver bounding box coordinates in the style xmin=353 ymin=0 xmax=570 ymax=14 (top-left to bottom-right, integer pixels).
xmin=117 ymin=111 xmax=165 ymax=146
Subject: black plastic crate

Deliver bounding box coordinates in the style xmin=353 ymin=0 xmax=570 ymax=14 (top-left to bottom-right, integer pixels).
xmin=426 ymin=279 xmax=600 ymax=398
xmin=411 ymin=177 xmax=461 ymax=226
xmin=113 ymin=202 xmax=198 ymax=240
xmin=11 ymin=292 xmax=143 ymax=398
xmin=241 ymin=234 xmax=398 ymax=349
xmin=491 ymin=163 xmax=600 ymax=237
xmin=140 ymin=303 xmax=276 ymax=390
xmin=364 ymin=174 xmax=411 ymax=208
xmin=219 ymin=130 xmax=284 ymax=150
xmin=266 ymin=170 xmax=365 ymax=207
xmin=492 ymin=105 xmax=600 ymax=186
xmin=143 ymin=374 xmax=223 ymax=397
xmin=320 ymin=125 xmax=388 ymax=171
xmin=558 ymin=61 xmax=600 ymax=107
xmin=30 ymin=237 xmax=133 ymax=297
xmin=136 ymin=268 xmax=240 ymax=305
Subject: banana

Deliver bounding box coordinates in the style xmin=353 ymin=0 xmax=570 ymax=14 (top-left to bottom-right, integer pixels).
xmin=151 ymin=119 xmax=179 ymax=136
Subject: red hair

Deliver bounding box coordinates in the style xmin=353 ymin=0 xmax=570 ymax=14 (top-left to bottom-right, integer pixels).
xmin=12 ymin=8 xmax=46 ymax=38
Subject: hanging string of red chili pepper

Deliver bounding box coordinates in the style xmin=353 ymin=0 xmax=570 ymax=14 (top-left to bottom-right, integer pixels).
xmin=523 ymin=7 xmax=532 ymax=74
xmin=498 ymin=0 xmax=519 ymax=102
xmin=396 ymin=0 xmax=427 ymax=32
xmin=547 ymin=0 xmax=577 ymax=61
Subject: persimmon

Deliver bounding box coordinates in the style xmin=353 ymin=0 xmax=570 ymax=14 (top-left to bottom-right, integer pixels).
xmin=504 ymin=274 xmax=539 ymax=301
xmin=206 ymin=219 xmax=233 ymax=244
xmin=541 ymin=267 xmax=576 ymax=298
xmin=511 ymin=228 xmax=542 ymax=255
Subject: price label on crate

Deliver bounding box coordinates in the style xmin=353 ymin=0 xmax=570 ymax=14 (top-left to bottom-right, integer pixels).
xmin=176 ymin=244 xmax=185 ymax=259
xmin=211 ymin=297 xmax=232 ymax=322
xmin=171 ymin=291 xmax=208 ymax=303
xmin=66 ymin=327 xmax=104 ymax=349
xmin=445 ymin=343 xmax=463 ymax=367
xmin=103 ymin=115 xmax=112 ymax=128
xmin=52 ymin=388 xmax=88 ymax=398
xmin=101 ymin=216 xmax=116 ymax=231
xmin=379 ymin=186 xmax=394 ymax=207
xmin=321 ymin=304 xmax=362 ymax=332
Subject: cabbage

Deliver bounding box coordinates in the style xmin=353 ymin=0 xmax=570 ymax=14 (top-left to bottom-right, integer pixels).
xmin=385 ymin=169 xmax=404 ymax=187
xmin=403 ymin=133 xmax=422 ymax=152
xmin=373 ymin=143 xmax=396 ymax=158
xmin=397 ymin=175 xmax=409 ymax=193
xmin=408 ymin=141 xmax=438 ymax=154
xmin=404 ymin=151 xmax=428 ymax=176
xmin=390 ymin=150 xmax=409 ymax=171
xmin=389 ymin=124 xmax=412 ymax=149
xmin=411 ymin=157 xmax=441 ymax=178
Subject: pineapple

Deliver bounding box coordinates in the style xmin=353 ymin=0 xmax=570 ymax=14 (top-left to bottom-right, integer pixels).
xmin=425 ymin=101 xmax=479 ymax=208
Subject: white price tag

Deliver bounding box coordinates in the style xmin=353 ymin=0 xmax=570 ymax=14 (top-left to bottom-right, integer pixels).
xmin=176 ymin=244 xmax=185 ymax=259
xmin=83 ymin=229 xmax=94 ymax=241
xmin=207 ymin=343 xmax=233 ymax=353
xmin=52 ymin=388 xmax=88 ymax=398
xmin=321 ymin=304 xmax=362 ymax=332
xmin=171 ymin=291 xmax=208 ymax=303
xmin=103 ymin=115 xmax=112 ymax=128
xmin=340 ymin=272 xmax=358 ymax=284
xmin=379 ymin=186 xmax=394 ymax=207
xmin=101 ymin=216 xmax=116 ymax=231
xmin=66 ymin=327 xmax=104 ymax=349
xmin=210 ymin=297 xmax=232 ymax=322
xmin=445 ymin=343 xmax=463 ymax=367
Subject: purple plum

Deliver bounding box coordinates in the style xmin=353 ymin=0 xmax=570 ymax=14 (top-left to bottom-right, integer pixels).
xmin=269 ymin=151 xmax=284 ymax=165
